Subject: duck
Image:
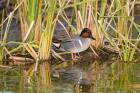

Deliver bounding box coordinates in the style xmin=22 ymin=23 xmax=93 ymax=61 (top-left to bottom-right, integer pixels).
xmin=52 ymin=28 xmax=95 ymax=60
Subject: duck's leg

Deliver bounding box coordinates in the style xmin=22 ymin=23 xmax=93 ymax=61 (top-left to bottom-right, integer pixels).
xmin=71 ymin=53 xmax=81 ymax=60
xmin=77 ymin=53 xmax=81 ymax=58
xmin=71 ymin=53 xmax=77 ymax=60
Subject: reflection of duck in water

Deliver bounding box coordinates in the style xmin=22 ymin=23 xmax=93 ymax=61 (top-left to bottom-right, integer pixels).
xmin=52 ymin=67 xmax=93 ymax=93
xmin=74 ymin=72 xmax=92 ymax=93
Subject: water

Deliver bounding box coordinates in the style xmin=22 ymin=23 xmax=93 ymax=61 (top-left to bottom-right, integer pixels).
xmin=53 ymin=61 xmax=140 ymax=93
xmin=0 ymin=61 xmax=140 ymax=93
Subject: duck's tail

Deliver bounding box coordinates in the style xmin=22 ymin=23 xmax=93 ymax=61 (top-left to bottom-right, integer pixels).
xmin=52 ymin=42 xmax=61 ymax=49
xmin=52 ymin=42 xmax=66 ymax=52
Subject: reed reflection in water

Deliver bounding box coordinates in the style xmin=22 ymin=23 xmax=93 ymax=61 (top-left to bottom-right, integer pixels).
xmin=0 ymin=61 xmax=140 ymax=93
xmin=54 ymin=61 xmax=140 ymax=93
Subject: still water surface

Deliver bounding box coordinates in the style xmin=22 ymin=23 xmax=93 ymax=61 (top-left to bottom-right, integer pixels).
xmin=0 ymin=61 xmax=140 ymax=93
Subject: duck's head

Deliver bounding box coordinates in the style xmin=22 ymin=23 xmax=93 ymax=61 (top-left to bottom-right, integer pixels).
xmin=80 ymin=28 xmax=96 ymax=40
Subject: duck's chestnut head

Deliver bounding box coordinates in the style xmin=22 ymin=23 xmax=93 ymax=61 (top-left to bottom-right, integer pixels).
xmin=80 ymin=28 xmax=96 ymax=40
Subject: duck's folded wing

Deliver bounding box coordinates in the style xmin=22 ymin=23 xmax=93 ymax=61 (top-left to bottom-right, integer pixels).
xmin=60 ymin=39 xmax=83 ymax=52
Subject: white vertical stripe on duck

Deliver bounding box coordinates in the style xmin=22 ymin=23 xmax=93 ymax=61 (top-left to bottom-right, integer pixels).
xmin=78 ymin=39 xmax=83 ymax=47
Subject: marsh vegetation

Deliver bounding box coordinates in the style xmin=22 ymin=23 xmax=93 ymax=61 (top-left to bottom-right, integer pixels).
xmin=0 ymin=0 xmax=140 ymax=93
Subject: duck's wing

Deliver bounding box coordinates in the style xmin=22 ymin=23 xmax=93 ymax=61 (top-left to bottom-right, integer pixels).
xmin=52 ymin=38 xmax=78 ymax=52
xmin=60 ymin=38 xmax=85 ymax=52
